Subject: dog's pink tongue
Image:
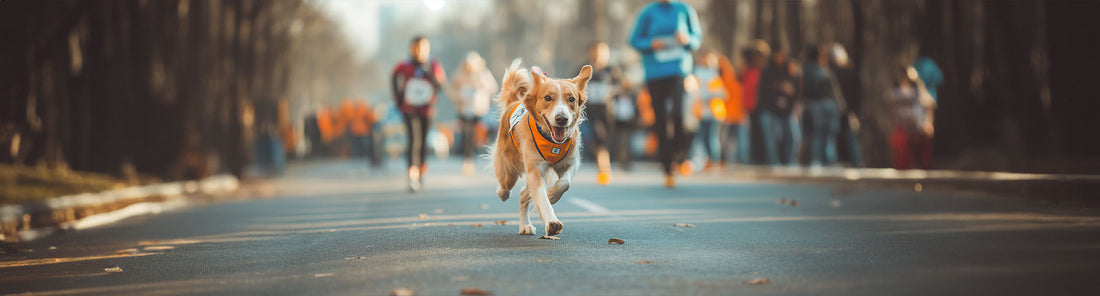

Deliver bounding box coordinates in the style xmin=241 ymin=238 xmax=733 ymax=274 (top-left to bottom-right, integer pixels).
xmin=552 ymin=127 xmax=566 ymax=142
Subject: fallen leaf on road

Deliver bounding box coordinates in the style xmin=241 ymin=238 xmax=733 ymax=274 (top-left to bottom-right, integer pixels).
xmin=314 ymin=273 xmax=333 ymax=278
xmin=914 ymin=183 xmax=924 ymax=192
xmin=493 ymin=220 xmax=507 ymax=225
xmin=472 ymin=224 xmax=483 ymax=227
xmin=744 ymin=277 xmax=770 ymax=285
xmin=608 ymin=238 xmax=625 ymax=245
xmin=636 ymin=260 xmax=653 ymax=264
xmin=538 ymin=235 xmax=561 ymax=240
xmin=537 ymin=259 xmax=552 ymax=263
xmin=777 ymin=198 xmax=789 ymax=205
xmin=390 ymin=288 xmax=416 ymax=296
xmin=448 ymin=223 xmax=457 ymax=226
xmin=48 ymin=246 xmax=57 ymax=250
xmin=144 ymin=246 xmax=175 ymax=251
xmin=104 ymin=266 xmax=123 ymax=273
xmin=344 ymin=256 xmax=366 ymax=260
xmin=479 ymin=204 xmax=489 ymax=210
xmin=673 ymin=224 xmax=696 ymax=228
xmin=789 ymin=200 xmax=800 ymax=207
xmin=460 ymin=287 xmax=493 ymax=295
xmin=417 ymin=214 xmax=429 ymax=220
xmin=830 ymin=199 xmax=842 ymax=208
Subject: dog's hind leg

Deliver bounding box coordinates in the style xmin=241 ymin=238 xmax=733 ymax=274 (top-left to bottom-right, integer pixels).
xmin=517 ymin=186 xmax=536 ymax=235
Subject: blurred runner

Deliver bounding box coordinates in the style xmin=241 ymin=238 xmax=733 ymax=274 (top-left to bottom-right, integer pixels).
xmin=391 ymin=35 xmax=446 ymax=192
xmin=830 ymin=43 xmax=863 ymax=167
xmin=629 ymin=0 xmax=702 ymax=188
xmin=693 ymin=50 xmax=742 ymax=171
xmin=449 ymin=52 xmax=497 ymax=175
xmin=612 ymin=85 xmax=640 ymax=172
xmin=579 ymin=41 xmax=623 ymax=185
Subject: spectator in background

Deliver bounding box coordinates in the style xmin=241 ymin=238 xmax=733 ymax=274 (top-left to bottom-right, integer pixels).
xmin=629 ymin=0 xmax=702 ymax=188
xmin=612 ymin=85 xmax=640 ymax=172
xmin=801 ymin=44 xmax=845 ymax=167
xmin=888 ymin=66 xmax=936 ymax=169
xmin=449 ymin=52 xmax=497 ymax=176
xmin=692 ymin=50 xmax=741 ymax=171
xmin=830 ymin=43 xmax=863 ymax=167
xmin=391 ymin=35 xmax=446 ymax=192
xmin=578 ymin=41 xmax=623 ymax=185
xmin=757 ymin=50 xmax=801 ymax=166
xmin=738 ymin=40 xmax=769 ymax=165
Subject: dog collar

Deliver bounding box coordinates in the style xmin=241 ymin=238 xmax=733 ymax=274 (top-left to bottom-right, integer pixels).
xmin=508 ymin=104 xmax=573 ymax=164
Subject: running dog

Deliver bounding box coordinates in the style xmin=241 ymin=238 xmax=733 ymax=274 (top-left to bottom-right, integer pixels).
xmin=490 ymin=59 xmax=592 ymax=236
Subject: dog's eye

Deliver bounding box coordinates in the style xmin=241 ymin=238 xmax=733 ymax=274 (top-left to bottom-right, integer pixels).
xmin=569 ymin=96 xmax=576 ymax=103
xmin=544 ymin=95 xmax=552 ymax=102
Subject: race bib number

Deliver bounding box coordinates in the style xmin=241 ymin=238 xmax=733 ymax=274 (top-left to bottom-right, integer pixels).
xmin=404 ymin=78 xmax=434 ymax=106
xmin=614 ymin=96 xmax=635 ymax=120
xmin=587 ymin=81 xmax=612 ymax=104
xmin=654 ymin=36 xmax=686 ymax=62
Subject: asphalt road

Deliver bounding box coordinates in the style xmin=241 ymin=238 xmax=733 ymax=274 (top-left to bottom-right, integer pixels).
xmin=3 ymin=159 xmax=1100 ymax=295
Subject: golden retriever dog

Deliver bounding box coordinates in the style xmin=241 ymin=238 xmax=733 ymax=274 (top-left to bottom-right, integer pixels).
xmin=490 ymin=59 xmax=592 ymax=236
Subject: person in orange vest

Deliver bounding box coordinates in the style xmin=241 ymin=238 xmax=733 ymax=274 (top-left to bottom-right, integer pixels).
xmin=692 ymin=50 xmax=743 ymax=171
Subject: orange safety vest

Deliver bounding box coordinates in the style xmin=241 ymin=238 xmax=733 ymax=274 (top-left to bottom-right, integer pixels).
xmin=507 ymin=104 xmax=573 ymax=164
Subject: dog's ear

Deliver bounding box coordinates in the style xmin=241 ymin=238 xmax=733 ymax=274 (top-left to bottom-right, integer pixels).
xmin=572 ymin=65 xmax=593 ymax=92
xmin=530 ymin=66 xmax=545 ymax=87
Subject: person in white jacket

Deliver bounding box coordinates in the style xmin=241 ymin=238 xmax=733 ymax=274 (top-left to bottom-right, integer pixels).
xmin=449 ymin=52 xmax=498 ymax=175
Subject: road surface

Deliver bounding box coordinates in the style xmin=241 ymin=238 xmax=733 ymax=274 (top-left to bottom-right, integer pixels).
xmin=3 ymin=159 xmax=1100 ymax=295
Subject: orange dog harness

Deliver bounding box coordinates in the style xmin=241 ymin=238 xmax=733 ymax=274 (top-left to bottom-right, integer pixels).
xmin=507 ymin=104 xmax=573 ymax=164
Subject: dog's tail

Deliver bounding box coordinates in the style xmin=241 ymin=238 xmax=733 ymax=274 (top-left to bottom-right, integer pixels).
xmin=496 ymin=58 xmax=530 ymax=110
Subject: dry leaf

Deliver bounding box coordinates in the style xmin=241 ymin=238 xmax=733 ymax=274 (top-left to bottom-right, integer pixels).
xmin=789 ymin=200 xmax=800 ymax=207
xmin=472 ymin=224 xmax=484 ymax=227
xmin=914 ymin=183 xmax=924 ymax=192
xmin=460 ymin=287 xmax=493 ymax=295
xmin=673 ymin=224 xmax=696 ymax=228
xmin=493 ymin=220 xmax=507 ymax=225
xmin=417 ymin=214 xmax=429 ymax=220
xmin=608 ymin=238 xmax=625 ymax=245
xmin=744 ymin=277 xmax=770 ymax=285
xmin=636 ymin=260 xmax=653 ymax=264
xmin=344 ymin=256 xmax=366 ymax=260
xmin=537 ymin=259 xmax=552 ymax=263
xmin=448 ymin=223 xmax=457 ymax=226
xmin=538 ymin=235 xmax=561 ymax=240
xmin=314 ymin=273 xmax=333 ymax=278
xmin=104 ymin=266 xmax=124 ymax=273
xmin=48 ymin=246 xmax=57 ymax=250
xmin=390 ymin=288 xmax=416 ymax=296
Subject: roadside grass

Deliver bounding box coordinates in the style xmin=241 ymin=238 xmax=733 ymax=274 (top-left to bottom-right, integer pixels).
xmin=0 ymin=165 xmax=126 ymax=205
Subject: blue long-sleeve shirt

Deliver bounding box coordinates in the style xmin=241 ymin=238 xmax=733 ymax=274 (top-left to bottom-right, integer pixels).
xmin=629 ymin=1 xmax=702 ymax=82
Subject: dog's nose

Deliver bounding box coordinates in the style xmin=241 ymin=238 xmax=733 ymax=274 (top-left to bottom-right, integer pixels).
xmin=554 ymin=116 xmax=568 ymax=126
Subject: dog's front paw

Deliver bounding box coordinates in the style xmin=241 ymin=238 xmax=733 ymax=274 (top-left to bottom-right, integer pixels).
xmin=519 ymin=224 xmax=536 ymax=235
xmin=548 ymin=182 xmax=569 ymax=205
xmin=545 ymin=220 xmax=564 ymax=236
xmin=497 ymin=186 xmax=510 ymax=202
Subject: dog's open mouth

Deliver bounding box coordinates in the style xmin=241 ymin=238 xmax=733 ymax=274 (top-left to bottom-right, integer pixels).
xmin=550 ymin=125 xmax=568 ymax=143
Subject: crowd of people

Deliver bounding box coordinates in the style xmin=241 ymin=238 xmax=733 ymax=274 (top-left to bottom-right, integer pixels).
xmin=380 ymin=0 xmax=944 ymax=191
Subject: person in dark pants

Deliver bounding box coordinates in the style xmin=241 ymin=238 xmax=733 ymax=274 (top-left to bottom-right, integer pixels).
xmin=830 ymin=43 xmax=863 ymax=167
xmin=629 ymin=0 xmax=702 ymax=188
xmin=612 ymin=89 xmax=640 ymax=172
xmin=801 ymin=44 xmax=845 ymax=167
xmin=757 ymin=51 xmax=801 ymax=166
xmin=579 ymin=41 xmax=624 ymax=185
xmin=449 ymin=52 xmax=497 ymax=175
xmin=391 ymin=35 xmax=446 ymax=192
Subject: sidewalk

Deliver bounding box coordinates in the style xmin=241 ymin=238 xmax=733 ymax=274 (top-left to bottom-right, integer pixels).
xmin=719 ymin=165 xmax=1100 ymax=202
xmin=1 ymin=175 xmax=239 ymax=242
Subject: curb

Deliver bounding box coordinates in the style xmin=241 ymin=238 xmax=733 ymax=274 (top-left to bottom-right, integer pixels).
xmin=0 ymin=175 xmax=239 ymax=242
